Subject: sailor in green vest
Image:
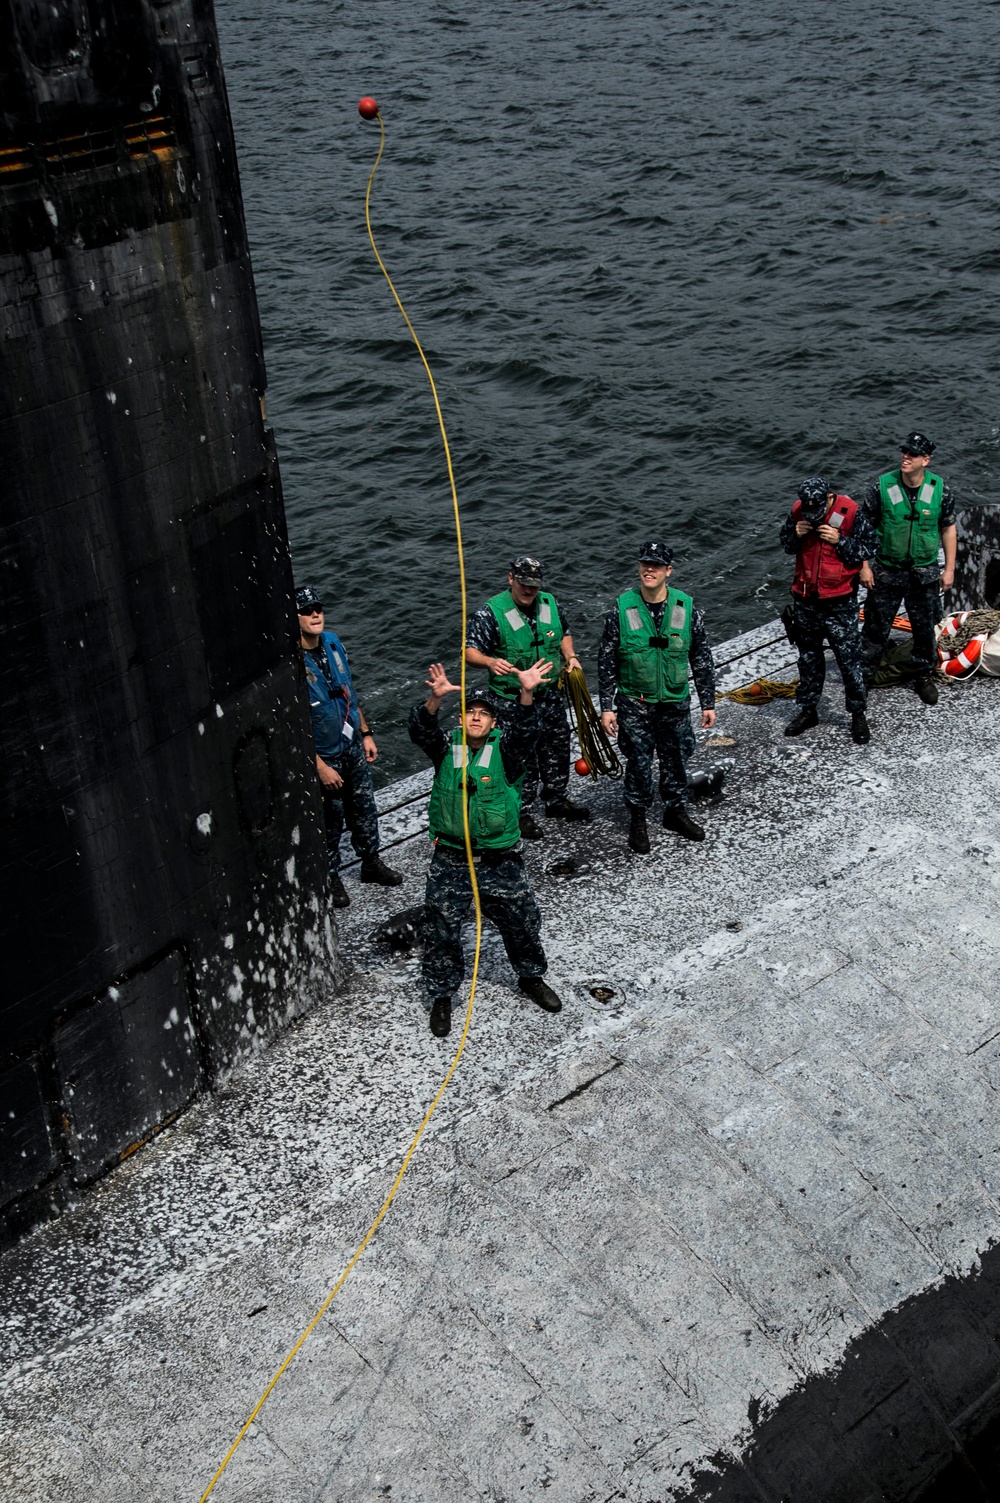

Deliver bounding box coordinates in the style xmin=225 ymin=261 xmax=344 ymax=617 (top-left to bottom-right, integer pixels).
xmin=465 ymin=555 xmax=591 ymax=840
xmin=859 ymin=431 xmax=957 ymax=705
xmin=599 ymin=541 xmax=717 ymax=853
xmin=408 ymin=660 xmax=563 ymax=1038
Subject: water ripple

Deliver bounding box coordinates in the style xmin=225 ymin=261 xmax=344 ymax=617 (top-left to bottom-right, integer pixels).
xmin=217 ymin=0 xmax=999 ymax=781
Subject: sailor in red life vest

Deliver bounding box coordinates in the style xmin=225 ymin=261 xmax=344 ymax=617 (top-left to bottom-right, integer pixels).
xmin=778 ymin=476 xmax=879 ymax=744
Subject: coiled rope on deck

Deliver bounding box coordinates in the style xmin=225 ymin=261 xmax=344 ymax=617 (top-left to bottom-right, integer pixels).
xmin=718 ymin=677 xmax=799 ymax=705
xmin=941 ymin=608 xmax=1000 ymax=655
xmin=198 ymin=105 xmax=482 ymax=1503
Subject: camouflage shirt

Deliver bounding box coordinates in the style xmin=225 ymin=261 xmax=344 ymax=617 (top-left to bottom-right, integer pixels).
xmin=862 ymin=476 xmax=957 ymax=533
xmin=409 ymin=699 xmax=540 ymax=783
xmin=598 ymin=597 xmax=716 ymax=712
xmin=862 ymin=476 xmax=957 ymax=585
xmin=778 ymin=505 xmax=879 ymax=569
xmin=465 ymin=595 xmax=572 ymax=655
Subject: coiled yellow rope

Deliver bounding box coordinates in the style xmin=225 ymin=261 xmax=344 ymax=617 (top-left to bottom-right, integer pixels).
xmin=719 ymin=677 xmax=799 ymax=705
xmin=562 ymin=666 xmax=622 ymax=779
xmin=197 ymin=105 xmax=482 ymax=1503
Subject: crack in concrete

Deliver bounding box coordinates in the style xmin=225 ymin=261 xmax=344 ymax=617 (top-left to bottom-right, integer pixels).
xmin=546 ymin=1060 xmax=624 ymax=1112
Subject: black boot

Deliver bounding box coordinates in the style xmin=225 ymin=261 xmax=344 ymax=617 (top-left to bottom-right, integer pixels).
xmin=544 ymin=795 xmax=592 ymax=823
xmin=429 ymin=996 xmax=452 ymax=1037
xmin=851 ymin=711 xmax=871 ymax=745
xmin=785 ymin=707 xmax=819 ymax=737
xmin=518 ymin=976 xmax=562 ymax=1013
xmin=628 ymin=806 xmax=650 ymax=854
xmin=359 ymin=856 xmax=404 ymax=887
xmin=662 ymin=805 xmax=705 ymax=841
xmin=329 ymin=874 xmax=350 ymax=908
xmin=913 ymin=674 xmax=939 ymax=705
xmin=519 ymin=810 xmax=544 ymax=840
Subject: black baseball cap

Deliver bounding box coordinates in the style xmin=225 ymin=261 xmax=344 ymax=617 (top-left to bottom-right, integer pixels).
xmin=638 ymin=540 xmax=674 ymax=566
xmin=295 ymin=584 xmax=324 ymax=614
xmin=901 ymin=431 xmax=935 ymax=457
xmin=509 ymin=555 xmax=544 ymax=586
xmin=465 ymin=686 xmax=496 ymax=713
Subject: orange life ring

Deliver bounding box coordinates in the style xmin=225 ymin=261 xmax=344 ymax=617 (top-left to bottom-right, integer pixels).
xmin=937 ymin=613 xmax=987 ymax=678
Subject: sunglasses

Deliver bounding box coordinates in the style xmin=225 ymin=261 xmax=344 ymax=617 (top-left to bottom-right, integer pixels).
xmin=300 ymin=605 xmax=324 ymax=615
xmin=900 ymin=448 xmax=928 ymax=459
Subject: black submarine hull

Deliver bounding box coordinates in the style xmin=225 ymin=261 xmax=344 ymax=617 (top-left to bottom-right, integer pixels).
xmin=0 ymin=0 xmax=333 ymax=1241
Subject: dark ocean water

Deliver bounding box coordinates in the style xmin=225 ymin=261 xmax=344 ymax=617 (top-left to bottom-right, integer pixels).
xmin=215 ymin=0 xmax=1000 ymax=784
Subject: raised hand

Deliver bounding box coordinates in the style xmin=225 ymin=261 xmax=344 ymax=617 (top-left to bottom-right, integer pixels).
xmin=515 ymin=659 xmax=553 ymax=695
xmin=425 ymin=662 xmax=460 ymax=699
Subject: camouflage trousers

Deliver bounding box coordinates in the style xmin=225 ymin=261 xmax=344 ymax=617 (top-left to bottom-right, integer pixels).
xmin=320 ymin=738 xmax=380 ymax=877
xmin=494 ymin=690 xmax=570 ymax=807
xmin=792 ymin=594 xmax=867 ymax=713
xmin=616 ymin=695 xmax=696 ymax=812
xmin=861 ymin=562 xmax=940 ymax=676
xmin=422 ymin=845 xmax=547 ymax=998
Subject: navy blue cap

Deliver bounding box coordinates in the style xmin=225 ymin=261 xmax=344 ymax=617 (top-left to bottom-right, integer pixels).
xmin=638 ymin=540 xmax=674 ymax=566
xmin=797 ymin=475 xmax=831 ymax=505
xmin=295 ymin=584 xmax=324 ymax=614
xmin=901 ymin=431 xmax=935 ymax=457
xmin=465 ymin=686 xmax=497 ymax=712
xmin=510 ymin=555 xmax=544 ymax=586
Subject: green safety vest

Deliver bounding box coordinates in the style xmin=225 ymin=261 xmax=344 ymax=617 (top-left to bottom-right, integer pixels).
xmin=485 ymin=589 xmax=563 ymax=700
xmin=876 ymin=470 xmax=944 ymax=568
xmin=427 ymin=728 xmax=523 ymax=850
xmin=616 ymin=587 xmax=693 ymax=703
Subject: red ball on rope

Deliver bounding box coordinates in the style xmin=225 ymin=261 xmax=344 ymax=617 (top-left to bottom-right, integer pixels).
xmin=575 ymin=757 xmax=591 ymax=777
xmin=358 ymin=96 xmax=380 ymax=120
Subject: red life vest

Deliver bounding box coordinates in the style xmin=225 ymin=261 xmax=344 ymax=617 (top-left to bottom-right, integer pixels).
xmin=791 ymin=493 xmax=861 ymax=600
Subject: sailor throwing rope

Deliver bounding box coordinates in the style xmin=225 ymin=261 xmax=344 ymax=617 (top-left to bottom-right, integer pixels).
xmin=409 ymin=661 xmax=564 ymax=1037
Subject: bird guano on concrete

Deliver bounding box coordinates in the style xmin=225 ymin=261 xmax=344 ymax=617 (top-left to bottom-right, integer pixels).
xmin=3 ymin=622 xmax=1000 ymax=1503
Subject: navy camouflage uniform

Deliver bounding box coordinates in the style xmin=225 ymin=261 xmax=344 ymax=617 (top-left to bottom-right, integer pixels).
xmin=779 ymin=508 xmax=879 ymax=712
xmin=598 ymin=601 xmax=716 ymax=812
xmin=409 ymin=700 xmax=547 ymax=999
xmin=304 ymin=638 xmax=381 ymax=878
xmin=465 ymin=599 xmax=572 ymax=808
xmin=319 ymin=741 xmax=380 ymax=876
xmin=860 ymin=478 xmax=957 ymax=677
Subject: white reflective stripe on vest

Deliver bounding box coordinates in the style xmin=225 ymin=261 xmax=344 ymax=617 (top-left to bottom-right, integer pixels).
xmin=504 ymin=607 xmax=525 ymax=631
xmin=333 ymin=652 xmax=345 ymax=672
xmin=538 ymin=601 xmax=552 ymax=625
xmin=670 ymin=603 xmax=686 ymax=631
xmin=451 ymin=744 xmax=467 ymax=767
xmin=477 ymin=742 xmax=493 ymax=768
xmin=918 ymin=481 xmax=936 ymax=508
xmin=626 ymin=606 xmax=643 ymax=631
xmin=886 ymin=484 xmax=905 ymax=507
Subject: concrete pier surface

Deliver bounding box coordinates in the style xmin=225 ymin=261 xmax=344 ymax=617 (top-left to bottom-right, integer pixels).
xmin=4 ymin=623 xmax=1000 ymax=1502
